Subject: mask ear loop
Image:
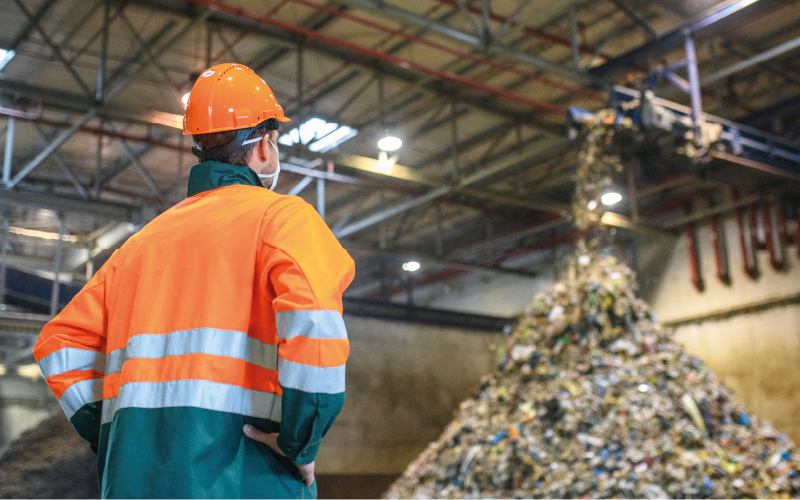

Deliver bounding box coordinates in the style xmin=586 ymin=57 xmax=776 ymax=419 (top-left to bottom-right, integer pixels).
xmin=248 ymin=136 xmax=281 ymax=191
xmin=241 ymin=136 xmax=263 ymax=146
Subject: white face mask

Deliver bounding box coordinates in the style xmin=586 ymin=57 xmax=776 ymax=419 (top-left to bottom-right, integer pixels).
xmin=243 ymin=136 xmax=281 ymax=191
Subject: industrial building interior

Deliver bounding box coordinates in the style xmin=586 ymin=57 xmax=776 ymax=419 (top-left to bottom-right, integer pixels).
xmin=0 ymin=0 xmax=799 ymax=497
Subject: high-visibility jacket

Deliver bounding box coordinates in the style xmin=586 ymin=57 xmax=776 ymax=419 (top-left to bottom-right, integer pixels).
xmin=33 ymin=161 xmax=355 ymax=499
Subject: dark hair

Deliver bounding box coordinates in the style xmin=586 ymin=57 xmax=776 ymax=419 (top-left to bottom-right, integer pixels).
xmin=192 ymin=121 xmax=276 ymax=166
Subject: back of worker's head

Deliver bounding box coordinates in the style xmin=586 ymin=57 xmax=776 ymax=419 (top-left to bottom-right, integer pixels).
xmin=183 ymin=63 xmax=290 ymax=166
xmin=192 ymin=121 xmax=276 ymax=167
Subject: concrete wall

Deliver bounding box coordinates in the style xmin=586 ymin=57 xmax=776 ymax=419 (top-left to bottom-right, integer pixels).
xmin=315 ymin=315 xmax=502 ymax=474
xmin=411 ymin=252 xmax=558 ymax=317
xmin=643 ymin=215 xmax=800 ymax=443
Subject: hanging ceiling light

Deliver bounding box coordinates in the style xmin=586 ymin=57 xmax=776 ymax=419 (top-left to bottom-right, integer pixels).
xmin=601 ymin=191 xmax=623 ymax=206
xmin=377 ymin=134 xmax=402 ymax=152
xmin=402 ymin=261 xmax=421 ymax=272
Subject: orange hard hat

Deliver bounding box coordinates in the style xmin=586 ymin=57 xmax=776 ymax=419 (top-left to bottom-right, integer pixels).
xmin=183 ymin=63 xmax=290 ymax=136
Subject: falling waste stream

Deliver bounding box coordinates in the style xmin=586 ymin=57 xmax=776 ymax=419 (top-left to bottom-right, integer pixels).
xmin=385 ymin=110 xmax=800 ymax=499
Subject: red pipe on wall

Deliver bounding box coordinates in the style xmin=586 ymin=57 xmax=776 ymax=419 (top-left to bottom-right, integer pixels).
xmin=185 ymin=0 xmax=569 ymax=115
xmin=763 ymin=201 xmax=785 ymax=271
xmin=706 ymin=194 xmax=730 ymax=285
xmin=732 ymin=189 xmax=758 ymax=279
xmin=684 ymin=204 xmax=705 ymax=292
xmin=796 ymin=214 xmax=800 ymax=259
xmin=748 ymin=201 xmax=767 ymax=250
xmin=776 ymin=203 xmax=789 ymax=246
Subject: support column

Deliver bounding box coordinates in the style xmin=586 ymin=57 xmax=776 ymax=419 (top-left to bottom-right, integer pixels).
xmin=450 ymin=99 xmax=460 ymax=182
xmin=96 ymin=0 xmax=109 ymax=102
xmin=3 ymin=117 xmax=15 ymax=185
xmin=0 ymin=217 xmax=7 ymax=306
xmin=296 ymin=41 xmax=304 ymax=127
xmin=405 ymin=273 xmax=413 ymax=308
xmin=94 ymin=123 xmax=103 ymax=198
xmin=317 ymin=177 xmax=326 ymax=221
xmin=50 ymin=215 xmax=64 ymax=317
xmin=86 ymin=249 xmax=94 ymax=281
xmin=206 ymin=22 xmax=213 ymax=68
xmin=435 ymin=204 xmax=444 ymax=258
xmin=628 ymin=163 xmax=639 ymax=222
xmin=570 ymin=3 xmax=581 ymax=68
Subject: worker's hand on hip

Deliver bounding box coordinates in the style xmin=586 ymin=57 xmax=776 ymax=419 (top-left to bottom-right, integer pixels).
xmin=243 ymin=425 xmax=316 ymax=487
xmin=296 ymin=461 xmax=315 ymax=487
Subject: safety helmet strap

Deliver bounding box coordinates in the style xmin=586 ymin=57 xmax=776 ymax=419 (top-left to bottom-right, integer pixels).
xmin=192 ymin=119 xmax=279 ymax=163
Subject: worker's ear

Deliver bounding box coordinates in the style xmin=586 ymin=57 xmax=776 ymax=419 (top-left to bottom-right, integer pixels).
xmin=257 ymin=133 xmax=270 ymax=162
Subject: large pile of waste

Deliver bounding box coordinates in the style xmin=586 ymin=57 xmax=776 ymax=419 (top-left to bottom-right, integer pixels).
xmin=386 ymin=252 xmax=800 ymax=498
xmin=0 ymin=412 xmax=99 ymax=498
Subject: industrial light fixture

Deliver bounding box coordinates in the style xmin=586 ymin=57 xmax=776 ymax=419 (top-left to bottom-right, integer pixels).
xmin=402 ymin=261 xmax=421 ymax=272
xmin=8 ymin=226 xmax=78 ymax=243
xmin=601 ymin=191 xmax=623 ymax=206
xmin=181 ymin=92 xmax=191 ymax=108
xmin=0 ymin=49 xmax=15 ymax=73
xmin=377 ymin=134 xmax=402 ymax=152
xmin=587 ymin=200 xmax=598 ymax=210
xmin=278 ymin=117 xmax=357 ymax=152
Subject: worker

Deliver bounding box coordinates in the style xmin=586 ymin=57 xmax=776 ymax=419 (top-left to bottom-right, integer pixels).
xmin=32 ymin=63 xmax=355 ymax=499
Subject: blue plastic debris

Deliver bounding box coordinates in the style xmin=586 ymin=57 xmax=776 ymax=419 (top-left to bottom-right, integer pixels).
xmin=738 ymin=412 xmax=751 ymax=427
xmin=592 ymin=467 xmax=604 ymax=476
xmin=600 ymin=447 xmax=609 ymax=461
xmin=789 ymin=470 xmax=799 ymax=479
xmin=534 ymin=481 xmax=541 ymax=489
xmin=491 ymin=431 xmax=507 ymax=445
xmin=782 ymin=451 xmax=792 ymax=461
xmin=702 ymin=476 xmax=713 ymax=489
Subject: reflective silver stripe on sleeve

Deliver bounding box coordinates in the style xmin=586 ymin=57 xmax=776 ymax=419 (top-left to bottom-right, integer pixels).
xmin=275 ymin=310 xmax=347 ymax=340
xmin=59 ymin=377 xmax=104 ymax=420
xmin=277 ymin=358 xmax=346 ymax=394
xmin=101 ymin=380 xmax=282 ymax=425
xmin=38 ymin=348 xmax=106 ymax=378
xmin=105 ymin=328 xmax=278 ymax=375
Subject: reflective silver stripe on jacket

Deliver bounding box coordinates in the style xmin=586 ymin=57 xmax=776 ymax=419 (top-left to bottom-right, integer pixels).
xmin=59 ymin=377 xmax=104 ymax=420
xmin=105 ymin=328 xmax=278 ymax=375
xmin=278 ymin=358 xmax=346 ymax=394
xmin=101 ymin=379 xmax=282 ymax=424
xmin=276 ymin=310 xmax=347 ymax=340
xmin=39 ymin=347 xmax=106 ymax=378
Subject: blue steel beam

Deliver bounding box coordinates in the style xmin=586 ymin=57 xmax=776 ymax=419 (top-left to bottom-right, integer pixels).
xmin=590 ymin=0 xmax=781 ymax=79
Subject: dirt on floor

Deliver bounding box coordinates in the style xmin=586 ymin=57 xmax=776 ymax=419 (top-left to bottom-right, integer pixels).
xmin=0 ymin=412 xmax=99 ymax=499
